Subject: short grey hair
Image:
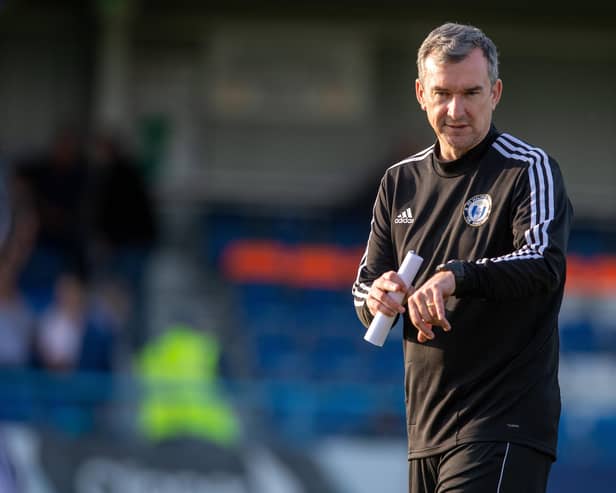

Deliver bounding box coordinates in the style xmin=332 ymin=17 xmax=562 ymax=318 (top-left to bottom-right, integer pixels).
xmin=417 ymin=22 xmax=499 ymax=86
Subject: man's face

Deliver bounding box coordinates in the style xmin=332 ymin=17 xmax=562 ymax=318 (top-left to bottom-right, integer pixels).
xmin=416 ymin=48 xmax=502 ymax=161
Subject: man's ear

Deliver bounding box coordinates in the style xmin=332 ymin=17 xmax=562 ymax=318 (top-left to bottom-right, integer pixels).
xmin=415 ymin=79 xmax=426 ymax=111
xmin=491 ymin=79 xmax=503 ymax=110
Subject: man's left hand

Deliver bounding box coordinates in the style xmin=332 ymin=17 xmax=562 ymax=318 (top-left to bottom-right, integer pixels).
xmin=407 ymin=271 xmax=455 ymax=343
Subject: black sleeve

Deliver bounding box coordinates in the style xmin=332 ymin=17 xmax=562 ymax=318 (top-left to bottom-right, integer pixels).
xmin=351 ymin=174 xmax=396 ymax=328
xmin=449 ymin=155 xmax=573 ymax=299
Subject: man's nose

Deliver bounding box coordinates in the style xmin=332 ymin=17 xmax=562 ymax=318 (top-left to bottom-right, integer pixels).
xmin=447 ymin=95 xmax=465 ymax=120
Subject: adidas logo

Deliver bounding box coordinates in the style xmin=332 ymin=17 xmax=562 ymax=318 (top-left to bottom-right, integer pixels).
xmin=394 ymin=207 xmax=415 ymax=224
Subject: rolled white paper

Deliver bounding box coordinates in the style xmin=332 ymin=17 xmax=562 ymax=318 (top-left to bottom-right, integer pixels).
xmin=364 ymin=250 xmax=423 ymax=347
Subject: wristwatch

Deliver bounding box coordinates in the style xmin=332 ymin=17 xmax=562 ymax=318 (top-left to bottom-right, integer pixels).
xmin=436 ymin=261 xmax=465 ymax=295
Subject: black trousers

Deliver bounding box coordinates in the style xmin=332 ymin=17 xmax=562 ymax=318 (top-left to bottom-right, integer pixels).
xmin=408 ymin=442 xmax=552 ymax=493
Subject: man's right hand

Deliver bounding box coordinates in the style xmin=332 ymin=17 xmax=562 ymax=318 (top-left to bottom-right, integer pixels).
xmin=366 ymin=271 xmax=414 ymax=317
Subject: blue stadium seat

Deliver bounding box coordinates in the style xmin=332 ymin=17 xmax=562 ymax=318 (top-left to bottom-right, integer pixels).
xmin=310 ymin=336 xmax=358 ymax=380
xmin=253 ymin=332 xmax=310 ymax=379
xmin=590 ymin=416 xmax=616 ymax=462
xmin=560 ymin=318 xmax=598 ymax=353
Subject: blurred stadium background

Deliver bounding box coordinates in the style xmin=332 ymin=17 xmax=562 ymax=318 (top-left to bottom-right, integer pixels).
xmin=0 ymin=1 xmax=615 ymax=492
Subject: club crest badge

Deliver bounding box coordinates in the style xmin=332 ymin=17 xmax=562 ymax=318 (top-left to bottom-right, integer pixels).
xmin=463 ymin=194 xmax=492 ymax=227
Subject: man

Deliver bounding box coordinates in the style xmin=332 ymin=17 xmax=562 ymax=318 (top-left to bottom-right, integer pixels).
xmin=352 ymin=22 xmax=573 ymax=492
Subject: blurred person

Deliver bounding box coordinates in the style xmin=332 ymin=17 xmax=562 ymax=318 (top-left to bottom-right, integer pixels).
xmin=15 ymin=127 xmax=91 ymax=305
xmin=0 ymin=228 xmax=36 ymax=370
xmin=135 ymin=324 xmax=241 ymax=448
xmin=87 ymin=131 xmax=159 ymax=350
xmin=0 ymin=164 xmax=26 ymax=493
xmin=35 ymin=273 xmax=87 ymax=372
xmin=0 ymin=170 xmax=38 ymax=369
xmin=0 ymin=162 xmax=11 ymax=246
xmin=34 ymin=272 xmax=116 ymax=373
xmin=32 ymin=271 xmax=119 ymax=435
xmin=0 ymin=168 xmax=39 ymax=424
xmin=352 ymin=23 xmax=573 ymax=492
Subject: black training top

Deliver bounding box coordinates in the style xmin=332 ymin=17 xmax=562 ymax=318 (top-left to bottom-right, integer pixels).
xmin=352 ymin=126 xmax=573 ymax=460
